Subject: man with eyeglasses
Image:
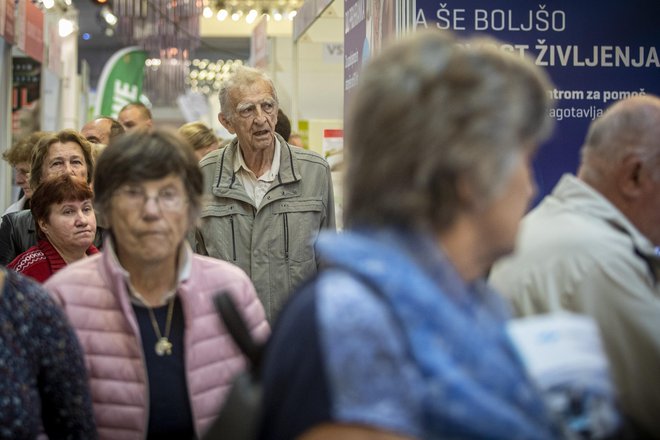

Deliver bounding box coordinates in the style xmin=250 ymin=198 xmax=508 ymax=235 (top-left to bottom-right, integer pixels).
xmin=2 ymin=131 xmax=47 ymax=217
xmin=195 ymin=66 xmax=336 ymax=322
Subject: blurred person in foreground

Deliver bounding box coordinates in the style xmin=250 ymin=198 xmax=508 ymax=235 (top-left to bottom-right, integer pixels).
xmin=0 ymin=129 xmax=96 ymax=266
xmin=490 ymin=95 xmax=660 ymax=438
xmin=118 ymin=102 xmax=153 ymax=132
xmin=196 ymin=66 xmax=335 ymax=322
xmin=81 ymin=116 xmax=125 ymax=146
xmin=258 ymin=30 xmax=559 ymax=440
xmin=1 ymin=131 xmax=48 ymax=216
xmin=44 ymin=129 xmax=269 ymax=439
xmin=8 ymin=174 xmax=98 ymax=283
xmin=0 ymin=266 xmax=96 ymax=438
xmin=178 ymin=121 xmax=222 ymax=161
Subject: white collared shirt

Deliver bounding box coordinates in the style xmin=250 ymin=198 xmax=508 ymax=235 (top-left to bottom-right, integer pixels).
xmin=234 ymin=138 xmax=281 ymax=207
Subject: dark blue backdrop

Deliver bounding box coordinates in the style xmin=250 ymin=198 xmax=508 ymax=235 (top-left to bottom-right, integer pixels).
xmin=414 ymin=0 xmax=660 ymax=202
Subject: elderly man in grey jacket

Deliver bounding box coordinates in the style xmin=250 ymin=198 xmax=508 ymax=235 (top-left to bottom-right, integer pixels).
xmin=195 ymin=66 xmax=335 ymax=322
xmin=490 ymin=95 xmax=660 ymax=438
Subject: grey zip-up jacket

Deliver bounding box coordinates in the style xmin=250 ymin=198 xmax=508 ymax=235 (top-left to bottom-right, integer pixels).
xmin=195 ymin=135 xmax=335 ymax=321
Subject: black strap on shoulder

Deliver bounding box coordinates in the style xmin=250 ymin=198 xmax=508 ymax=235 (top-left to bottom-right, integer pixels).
xmin=204 ymin=292 xmax=264 ymax=440
xmin=213 ymin=292 xmax=263 ymax=377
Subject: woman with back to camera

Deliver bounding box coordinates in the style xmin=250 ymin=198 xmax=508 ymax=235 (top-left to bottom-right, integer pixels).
xmin=44 ymin=129 xmax=269 ymax=439
xmin=0 ymin=129 xmax=97 ymax=265
xmin=8 ymin=174 xmax=98 ymax=283
xmin=0 ymin=266 xmax=96 ymax=438
xmin=258 ymin=30 xmax=560 ymax=439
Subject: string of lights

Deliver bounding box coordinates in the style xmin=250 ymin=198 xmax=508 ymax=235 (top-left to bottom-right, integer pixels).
xmin=203 ymin=0 xmax=302 ymax=23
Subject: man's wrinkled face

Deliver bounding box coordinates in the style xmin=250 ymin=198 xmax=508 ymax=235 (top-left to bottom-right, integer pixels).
xmin=218 ymin=80 xmax=278 ymax=154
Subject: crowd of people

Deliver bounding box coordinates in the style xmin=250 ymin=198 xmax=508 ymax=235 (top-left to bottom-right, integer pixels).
xmin=0 ymin=28 xmax=658 ymax=439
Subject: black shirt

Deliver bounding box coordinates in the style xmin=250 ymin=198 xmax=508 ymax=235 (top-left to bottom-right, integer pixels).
xmin=133 ymin=297 xmax=195 ymax=440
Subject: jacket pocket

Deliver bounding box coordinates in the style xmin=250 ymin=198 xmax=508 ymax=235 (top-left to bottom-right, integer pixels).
xmin=199 ymin=203 xmax=251 ymax=262
xmin=272 ymin=199 xmax=324 ymax=264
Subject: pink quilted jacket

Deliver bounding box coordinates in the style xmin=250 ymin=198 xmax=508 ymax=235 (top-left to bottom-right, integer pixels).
xmin=44 ymin=244 xmax=269 ymax=439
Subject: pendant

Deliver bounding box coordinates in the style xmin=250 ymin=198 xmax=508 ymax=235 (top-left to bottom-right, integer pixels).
xmin=155 ymin=337 xmax=173 ymax=356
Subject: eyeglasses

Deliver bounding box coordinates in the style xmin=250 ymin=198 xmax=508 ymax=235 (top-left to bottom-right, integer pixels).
xmin=236 ymin=100 xmax=276 ymax=119
xmin=114 ymin=186 xmax=187 ymax=212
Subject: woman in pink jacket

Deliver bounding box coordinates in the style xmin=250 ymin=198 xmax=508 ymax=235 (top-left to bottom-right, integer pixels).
xmin=45 ymin=129 xmax=269 ymax=439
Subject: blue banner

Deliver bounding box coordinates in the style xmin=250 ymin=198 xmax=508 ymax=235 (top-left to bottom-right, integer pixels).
xmin=414 ymin=0 xmax=660 ymax=200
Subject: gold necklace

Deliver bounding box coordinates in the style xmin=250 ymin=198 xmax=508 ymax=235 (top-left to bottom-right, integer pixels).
xmin=147 ymin=296 xmax=176 ymax=356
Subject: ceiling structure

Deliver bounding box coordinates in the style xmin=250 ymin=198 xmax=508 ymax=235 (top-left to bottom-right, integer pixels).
xmin=75 ymin=0 xmax=253 ymax=89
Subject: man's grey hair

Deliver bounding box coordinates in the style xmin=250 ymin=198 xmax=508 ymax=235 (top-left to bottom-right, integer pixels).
xmin=218 ymin=66 xmax=279 ymax=121
xmin=344 ymin=30 xmax=554 ymax=232
xmin=580 ymin=95 xmax=660 ymax=183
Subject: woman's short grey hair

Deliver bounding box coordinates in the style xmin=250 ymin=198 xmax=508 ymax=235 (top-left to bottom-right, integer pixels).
xmin=93 ymin=129 xmax=203 ymax=226
xmin=218 ymin=66 xmax=279 ymax=121
xmin=344 ymin=30 xmax=554 ymax=232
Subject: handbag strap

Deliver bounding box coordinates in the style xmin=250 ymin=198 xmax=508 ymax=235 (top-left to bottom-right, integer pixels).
xmin=213 ymin=292 xmax=263 ymax=377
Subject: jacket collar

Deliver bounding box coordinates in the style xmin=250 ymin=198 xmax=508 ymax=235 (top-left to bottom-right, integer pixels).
xmin=214 ymin=133 xmax=300 ymax=193
xmin=554 ymin=174 xmax=658 ymax=259
xmin=553 ymin=174 xmax=660 ymax=284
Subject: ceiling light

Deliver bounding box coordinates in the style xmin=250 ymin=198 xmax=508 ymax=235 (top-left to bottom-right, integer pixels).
xmin=246 ymin=9 xmax=258 ymax=23
xmin=216 ymin=8 xmax=228 ymax=20
xmin=202 ymin=6 xmax=213 ymax=18
xmin=58 ymin=17 xmax=75 ymax=37
xmin=231 ymin=9 xmax=243 ymax=21
xmin=101 ymin=6 xmax=118 ymax=26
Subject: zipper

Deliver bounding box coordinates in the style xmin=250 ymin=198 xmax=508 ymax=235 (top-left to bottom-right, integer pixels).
xmin=283 ymin=212 xmax=289 ymax=261
xmin=230 ymin=215 xmax=237 ymax=261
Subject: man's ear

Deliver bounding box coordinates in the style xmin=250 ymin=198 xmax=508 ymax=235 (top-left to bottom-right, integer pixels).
xmin=218 ymin=113 xmax=236 ymax=134
xmin=618 ymin=153 xmax=646 ymax=199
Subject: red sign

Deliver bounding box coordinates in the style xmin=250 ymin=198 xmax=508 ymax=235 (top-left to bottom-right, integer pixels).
xmin=24 ymin=0 xmax=43 ymax=62
xmin=17 ymin=0 xmax=43 ymax=62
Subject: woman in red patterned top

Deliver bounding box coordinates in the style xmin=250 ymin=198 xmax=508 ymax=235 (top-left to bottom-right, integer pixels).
xmin=8 ymin=174 xmax=98 ymax=282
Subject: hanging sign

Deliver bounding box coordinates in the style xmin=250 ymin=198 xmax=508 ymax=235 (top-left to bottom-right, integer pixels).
xmin=16 ymin=0 xmax=43 ymax=62
xmin=95 ymin=46 xmax=148 ymax=117
xmin=250 ymin=16 xmax=268 ymax=69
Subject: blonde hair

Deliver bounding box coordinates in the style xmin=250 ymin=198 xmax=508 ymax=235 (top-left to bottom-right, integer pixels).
xmin=178 ymin=122 xmax=219 ymax=153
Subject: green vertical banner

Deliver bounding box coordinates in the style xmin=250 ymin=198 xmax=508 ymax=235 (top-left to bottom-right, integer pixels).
xmin=94 ymin=46 xmax=148 ymax=118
